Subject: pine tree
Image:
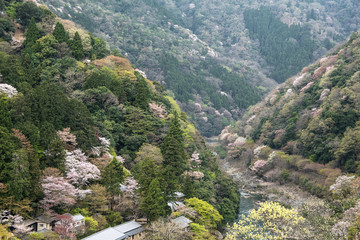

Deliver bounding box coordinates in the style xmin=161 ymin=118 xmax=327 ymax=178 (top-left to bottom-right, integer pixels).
xmin=23 ymin=18 xmax=42 ymax=48
xmin=132 ymin=157 xmax=159 ymax=195
xmin=52 ymin=22 xmax=68 ymax=43
xmin=134 ymin=72 xmax=150 ymax=110
xmin=140 ymin=178 xmax=167 ymax=222
xmin=70 ymin=32 xmax=85 ymax=60
xmin=101 ymin=158 xmax=124 ymax=209
xmin=183 ymin=175 xmax=195 ymax=198
xmin=161 ymin=111 xmax=185 ymax=173
xmin=161 ymin=112 xmax=186 ymax=196
xmin=12 ymin=129 xmax=41 ymax=200
xmin=0 ymin=97 xmax=12 ymax=129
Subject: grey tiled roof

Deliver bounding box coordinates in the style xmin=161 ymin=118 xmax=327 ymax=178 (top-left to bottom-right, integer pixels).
xmin=173 ymin=216 xmax=192 ymax=229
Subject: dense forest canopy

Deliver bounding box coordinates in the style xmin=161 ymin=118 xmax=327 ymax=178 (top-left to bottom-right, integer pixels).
xmin=0 ymin=1 xmax=239 ymax=239
xmin=38 ymin=0 xmax=360 ymax=136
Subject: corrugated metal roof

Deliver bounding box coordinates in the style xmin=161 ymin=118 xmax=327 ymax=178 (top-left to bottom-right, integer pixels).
xmin=112 ymin=220 xmax=143 ymax=234
xmin=81 ymin=227 xmax=126 ymax=240
xmin=81 ymin=220 xmax=145 ymax=240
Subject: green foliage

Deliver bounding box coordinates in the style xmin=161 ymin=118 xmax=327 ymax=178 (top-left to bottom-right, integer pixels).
xmin=101 ymin=158 xmax=125 ymax=196
xmin=29 ymin=232 xmax=45 ymax=240
xmin=190 ymin=223 xmax=215 ymax=240
xmin=0 ymin=18 xmax=15 ymax=42
xmin=132 ymin=157 xmax=160 ymax=195
xmin=105 ymin=210 xmax=123 ymax=226
xmin=280 ymin=169 xmax=290 ymax=183
xmin=226 ymin=201 xmax=306 ymax=240
xmin=89 ymin=34 xmax=110 ymax=59
xmin=70 ymin=31 xmax=85 ymax=60
xmin=23 ymin=18 xmax=42 ymax=48
xmin=244 ymin=7 xmax=316 ymax=82
xmin=0 ymin=96 xmax=12 ymax=129
xmin=52 ymin=22 xmax=68 ymax=43
xmin=134 ymin=71 xmax=150 ymax=110
xmin=85 ymin=216 xmax=98 ymax=233
xmin=185 ymin=197 xmax=223 ymax=229
xmin=161 ymin=112 xmax=186 ymax=195
xmin=15 ymin=1 xmax=43 ymax=27
xmin=335 ymin=122 xmax=360 ymax=173
xmin=140 ymin=178 xmax=167 ymax=222
xmin=348 ymin=216 xmax=360 ymax=240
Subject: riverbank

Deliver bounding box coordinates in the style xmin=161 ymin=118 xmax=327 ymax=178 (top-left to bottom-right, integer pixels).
xmin=216 ymin=156 xmax=328 ymax=216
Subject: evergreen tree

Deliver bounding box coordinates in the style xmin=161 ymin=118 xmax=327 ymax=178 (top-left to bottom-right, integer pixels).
xmin=134 ymin=72 xmax=150 ymax=110
xmin=0 ymin=97 xmax=12 ymax=129
xmin=132 ymin=157 xmax=160 ymax=195
xmin=161 ymin=111 xmax=185 ymax=173
xmin=70 ymin=32 xmax=85 ymax=60
xmin=52 ymin=22 xmax=68 ymax=43
xmin=23 ymin=18 xmax=42 ymax=48
xmin=183 ymin=175 xmax=195 ymax=198
xmin=161 ymin=112 xmax=186 ymax=196
xmin=101 ymin=158 xmax=124 ymax=209
xmin=140 ymin=178 xmax=167 ymax=222
xmin=12 ymin=129 xmax=41 ymax=200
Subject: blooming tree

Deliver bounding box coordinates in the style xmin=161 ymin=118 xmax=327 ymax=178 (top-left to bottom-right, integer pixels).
xmin=14 ymin=224 xmax=33 ymax=238
xmin=250 ymin=160 xmax=267 ymax=172
xmin=226 ymin=201 xmax=307 ymax=240
xmin=189 ymin=151 xmax=202 ymax=167
xmin=40 ymin=176 xmax=76 ymax=211
xmin=65 ymin=149 xmax=100 ymax=186
xmin=122 ymin=177 xmax=139 ymax=199
xmin=53 ymin=214 xmax=75 ymax=240
xmin=332 ymin=200 xmax=360 ymax=238
xmin=329 ymin=175 xmax=355 ymax=194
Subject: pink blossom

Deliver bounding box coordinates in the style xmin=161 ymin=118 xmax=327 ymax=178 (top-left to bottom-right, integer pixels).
xmin=251 ymin=160 xmax=267 ymax=172
xmin=65 ymin=150 xmax=100 ymax=186
xmin=40 ymin=176 xmax=77 ymax=211
xmin=54 ymin=214 xmax=75 ymax=239
xmin=122 ymin=177 xmax=139 ymax=198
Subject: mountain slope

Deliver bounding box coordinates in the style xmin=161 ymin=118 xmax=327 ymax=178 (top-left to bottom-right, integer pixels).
xmin=221 ymin=31 xmax=360 ymax=172
xmin=0 ymin=1 xmax=239 ymax=238
xmin=39 ymin=0 xmax=360 ymax=137
xmin=219 ymin=31 xmax=360 ymax=239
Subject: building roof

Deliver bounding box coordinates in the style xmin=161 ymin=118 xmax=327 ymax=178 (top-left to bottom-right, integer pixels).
xmin=36 ymin=215 xmax=55 ymax=224
xmin=12 ymin=219 xmax=37 ymax=229
xmin=167 ymin=201 xmax=185 ymax=211
xmin=174 ymin=192 xmax=185 ymax=198
xmin=72 ymin=214 xmax=84 ymax=222
xmin=82 ymin=227 xmax=126 ymax=240
xmin=113 ymin=221 xmax=145 ymax=236
xmin=173 ymin=216 xmax=192 ymax=229
xmin=81 ymin=220 xmax=145 ymax=240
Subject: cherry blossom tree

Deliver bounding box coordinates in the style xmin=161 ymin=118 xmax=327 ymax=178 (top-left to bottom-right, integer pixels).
xmin=122 ymin=177 xmax=139 ymax=199
xmin=53 ymin=214 xmax=75 ymax=240
xmin=65 ymin=149 xmax=100 ymax=186
xmin=40 ymin=176 xmax=76 ymax=211
xmin=14 ymin=224 xmax=33 ymax=238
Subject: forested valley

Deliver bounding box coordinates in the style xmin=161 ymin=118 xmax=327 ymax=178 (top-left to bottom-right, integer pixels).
xmin=38 ymin=0 xmax=360 ymax=137
xmin=1 ymin=0 xmax=360 ymax=239
xmin=0 ymin=1 xmax=239 ymax=239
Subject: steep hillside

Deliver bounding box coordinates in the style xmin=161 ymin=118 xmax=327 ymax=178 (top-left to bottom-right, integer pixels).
xmin=219 ymin=31 xmax=360 ymax=239
xmin=38 ymin=0 xmax=360 ymax=136
xmin=0 ymin=1 xmax=239 ymax=239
